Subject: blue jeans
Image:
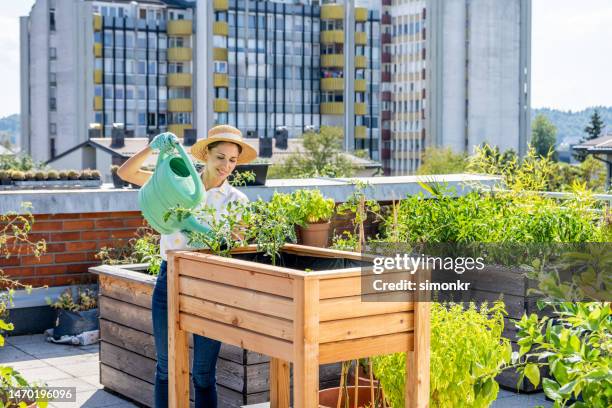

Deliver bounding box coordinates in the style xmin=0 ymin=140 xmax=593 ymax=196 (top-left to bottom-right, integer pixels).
xmin=152 ymin=260 xmax=221 ymax=407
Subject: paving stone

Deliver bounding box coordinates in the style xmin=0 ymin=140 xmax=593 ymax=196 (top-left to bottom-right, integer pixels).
xmin=6 ymin=334 xmax=46 ymax=346
xmin=45 ymin=376 xmax=99 ymax=393
xmin=15 ymin=342 xmax=91 ymax=359
xmin=0 ymin=344 xmax=36 ymax=364
xmin=80 ymin=374 xmax=104 ymax=389
xmin=56 ymin=361 xmax=101 ymax=377
xmin=43 ymin=352 xmax=99 ymax=367
xmin=18 ymin=365 xmax=73 ymax=383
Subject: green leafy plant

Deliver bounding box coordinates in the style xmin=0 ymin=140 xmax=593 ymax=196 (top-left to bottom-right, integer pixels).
xmin=96 ymin=227 xmax=161 ymax=275
xmin=0 ymin=203 xmax=48 ymax=408
xmin=228 ymin=170 xmax=256 ymax=187
xmin=515 ymin=302 xmax=611 ymax=408
xmin=372 ymin=301 xmax=511 ymax=408
xmin=335 ymin=181 xmax=382 ymax=252
xmin=290 ymin=189 xmax=335 ymax=225
xmin=47 ymin=287 xmax=97 ymax=312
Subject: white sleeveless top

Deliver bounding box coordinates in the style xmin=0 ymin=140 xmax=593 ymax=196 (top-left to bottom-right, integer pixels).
xmin=159 ymin=179 xmax=249 ymax=261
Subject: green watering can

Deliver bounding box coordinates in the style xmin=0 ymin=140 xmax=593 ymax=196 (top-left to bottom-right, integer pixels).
xmin=138 ymin=143 xmax=212 ymax=236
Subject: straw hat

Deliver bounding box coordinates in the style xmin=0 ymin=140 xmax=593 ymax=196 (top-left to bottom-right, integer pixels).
xmin=191 ymin=125 xmax=257 ymax=164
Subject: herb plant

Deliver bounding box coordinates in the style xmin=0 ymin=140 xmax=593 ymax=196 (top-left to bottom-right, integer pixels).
xmin=291 ymin=189 xmax=335 ymax=225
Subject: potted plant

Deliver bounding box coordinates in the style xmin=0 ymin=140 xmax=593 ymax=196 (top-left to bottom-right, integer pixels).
xmin=58 ymin=170 xmax=68 ymax=181
xmin=0 ymin=170 xmax=11 ymax=185
xmin=79 ymin=169 xmax=93 ymax=180
xmin=47 ymin=287 xmax=98 ymax=340
xmin=9 ymin=170 xmax=25 ymax=182
xmin=90 ymin=169 xmax=101 ymax=180
xmin=46 ymin=170 xmax=59 ymax=181
xmin=34 ymin=170 xmax=47 ymax=181
xmin=67 ymin=170 xmax=79 ymax=180
xmin=291 ymin=189 xmax=335 ymax=247
xmin=24 ymin=170 xmax=36 ymax=181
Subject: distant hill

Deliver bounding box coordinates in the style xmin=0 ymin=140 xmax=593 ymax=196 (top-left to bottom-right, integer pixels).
xmin=532 ymin=107 xmax=612 ymax=145
xmin=0 ymin=114 xmax=20 ymax=146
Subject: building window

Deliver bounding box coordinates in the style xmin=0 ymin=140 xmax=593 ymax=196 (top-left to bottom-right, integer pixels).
xmin=49 ymin=47 xmax=57 ymax=60
xmin=50 ymin=123 xmax=57 ymax=135
xmin=49 ymin=9 xmax=56 ymax=31
xmin=50 ymin=138 xmax=56 ymax=159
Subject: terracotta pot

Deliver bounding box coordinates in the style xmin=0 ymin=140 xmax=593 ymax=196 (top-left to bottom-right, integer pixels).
xmin=297 ymin=221 xmax=331 ymax=248
xmin=319 ymin=385 xmax=381 ymax=408
xmin=349 ymin=364 xmax=380 ymax=387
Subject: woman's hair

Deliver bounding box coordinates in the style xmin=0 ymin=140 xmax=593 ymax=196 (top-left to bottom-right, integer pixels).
xmin=206 ymin=141 xmax=243 ymax=155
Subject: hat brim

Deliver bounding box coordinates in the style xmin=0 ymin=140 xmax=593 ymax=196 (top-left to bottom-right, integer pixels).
xmin=191 ymin=138 xmax=258 ymax=165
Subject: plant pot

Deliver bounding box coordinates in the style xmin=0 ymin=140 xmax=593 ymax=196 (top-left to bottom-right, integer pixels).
xmin=297 ymin=221 xmax=331 ymax=248
xmin=229 ymin=163 xmax=269 ymax=186
xmin=53 ymin=308 xmax=99 ymax=339
xmin=112 ymin=172 xmax=126 ymax=188
xmin=349 ymin=364 xmax=380 ymax=387
xmin=319 ymin=385 xmax=382 ymax=408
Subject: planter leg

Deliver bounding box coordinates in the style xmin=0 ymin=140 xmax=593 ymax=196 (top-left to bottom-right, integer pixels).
xmin=168 ymin=257 xmax=190 ymax=408
xmin=270 ymin=358 xmax=290 ymax=408
xmin=405 ymin=302 xmax=431 ymax=408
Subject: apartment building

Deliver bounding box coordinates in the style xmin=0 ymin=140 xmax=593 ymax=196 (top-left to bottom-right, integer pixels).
xmin=197 ymin=0 xmax=381 ymax=159
xmin=20 ymin=0 xmax=196 ymax=165
xmin=381 ymin=0 xmax=531 ymax=175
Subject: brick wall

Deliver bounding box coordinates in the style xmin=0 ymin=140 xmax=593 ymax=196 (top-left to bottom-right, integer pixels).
xmin=1 ymin=211 xmax=146 ymax=287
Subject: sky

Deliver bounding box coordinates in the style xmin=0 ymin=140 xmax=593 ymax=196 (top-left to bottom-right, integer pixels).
xmin=0 ymin=0 xmax=611 ymax=118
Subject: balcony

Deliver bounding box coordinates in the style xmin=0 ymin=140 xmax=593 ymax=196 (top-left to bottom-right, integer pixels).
xmin=355 ymin=103 xmax=367 ymax=115
xmin=213 ymin=73 xmax=229 ymax=88
xmin=213 ymin=0 xmax=229 ymax=11
xmin=93 ymin=14 xmax=102 ymax=31
xmin=320 ymin=102 xmax=343 ymax=115
xmin=382 ymin=91 xmax=392 ymax=102
xmin=321 ymin=78 xmax=344 ymax=91
xmin=213 ymin=47 xmax=228 ymax=61
xmin=320 ymin=4 xmax=344 ymax=20
xmin=382 ymin=110 xmax=392 ymax=120
xmin=93 ymin=43 xmax=102 ymax=57
xmin=382 ymin=129 xmax=391 ymax=141
xmin=355 ymin=55 xmax=367 ymax=69
xmin=168 ymin=98 xmax=193 ymax=112
xmin=93 ymin=96 xmax=102 ymax=111
xmin=167 ymin=20 xmax=192 ymax=36
xmin=355 ymin=125 xmax=367 ymax=139
xmin=382 ymin=71 xmax=391 ymax=82
xmin=320 ymin=30 xmax=344 ymax=44
xmin=168 ymin=123 xmax=192 ymax=138
xmin=355 ymin=7 xmax=368 ymax=22
xmin=214 ymin=98 xmax=229 ymax=112
xmin=167 ymin=47 xmax=192 ymax=62
xmin=321 ymin=54 xmax=344 ymax=68
xmin=382 ymin=52 xmax=392 ymax=63
xmin=355 ymin=79 xmax=367 ymax=92
xmin=213 ymin=21 xmax=229 ymax=36
xmin=167 ymin=73 xmax=192 ymax=87
xmin=382 ymin=13 xmax=392 ymax=25
xmin=381 ymin=33 xmax=392 ymax=44
xmin=355 ymin=32 xmax=367 ymax=45
xmin=94 ymin=69 xmax=102 ymax=84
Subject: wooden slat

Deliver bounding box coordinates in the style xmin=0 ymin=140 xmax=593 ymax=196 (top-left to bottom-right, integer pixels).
xmin=269 ymin=358 xmax=290 ymax=408
xmin=319 ymin=332 xmax=413 ymax=365
xmin=101 ymin=341 xmax=156 ymax=383
xmin=282 ymin=243 xmax=366 ymax=261
xmin=100 ymin=319 xmax=156 ymax=360
xmin=179 ymin=294 xmax=293 ymax=341
xmin=180 ymin=312 xmax=294 ymax=362
xmin=101 ymin=363 xmax=154 ymax=407
xmin=99 ymin=295 xmax=152 ymax=334
xmin=99 ymin=274 xmax=153 ymax=309
xmin=319 ymin=276 xmax=362 ymax=299
xmin=319 ymin=295 xmax=413 ymax=321
xmin=178 ymin=257 xmax=294 ymax=298
xmin=168 ymin=256 xmax=190 ymax=408
xmin=179 ymin=276 xmax=294 ymax=320
xmin=292 ymin=277 xmax=319 ymax=408
xmin=319 ymin=312 xmax=414 ymax=343
xmin=406 ymin=302 xmax=431 ymax=408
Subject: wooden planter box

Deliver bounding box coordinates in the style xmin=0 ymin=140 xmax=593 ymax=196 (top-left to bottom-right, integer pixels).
xmin=167 ymin=244 xmax=431 ymax=408
xmin=89 ymin=262 xmax=341 ymax=407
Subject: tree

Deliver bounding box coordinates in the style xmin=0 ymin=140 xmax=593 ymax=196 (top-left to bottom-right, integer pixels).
xmin=267 ymin=126 xmax=355 ymax=178
xmin=584 ymin=110 xmax=605 ymax=141
xmin=416 ymin=147 xmax=467 ymax=175
xmin=574 ymin=110 xmax=606 ymax=162
xmin=531 ymin=114 xmax=558 ymax=160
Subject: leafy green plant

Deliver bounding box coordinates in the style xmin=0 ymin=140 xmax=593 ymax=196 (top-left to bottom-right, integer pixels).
xmin=96 ymin=227 xmax=161 ymax=275
xmin=228 ymin=170 xmax=256 ymax=187
xmin=290 ymin=189 xmax=335 ymax=225
xmin=515 ymin=302 xmax=611 ymax=408
xmin=47 ymin=287 xmax=97 ymax=312
xmin=372 ymin=301 xmax=511 ymax=408
xmin=335 ymin=181 xmax=382 ymax=252
xmin=0 ymin=203 xmax=49 ymax=407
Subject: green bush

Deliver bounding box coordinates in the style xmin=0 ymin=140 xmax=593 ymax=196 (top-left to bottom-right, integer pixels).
xmin=373 ymin=301 xmax=511 ymax=408
xmin=46 ymin=170 xmax=59 ymax=180
xmin=290 ymin=189 xmax=335 ymax=224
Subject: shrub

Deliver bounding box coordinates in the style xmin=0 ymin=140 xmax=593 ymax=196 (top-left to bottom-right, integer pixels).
xmin=24 ymin=170 xmax=36 ymax=181
xmin=90 ymin=170 xmax=101 ymax=180
xmin=58 ymin=170 xmax=68 ymax=180
xmin=0 ymin=170 xmax=9 ymax=180
xmin=48 ymin=288 xmax=97 ymax=312
xmin=67 ymin=170 xmax=79 ymax=180
xmin=373 ymin=301 xmax=511 ymax=408
xmin=9 ymin=170 xmax=25 ymax=181
xmin=96 ymin=227 xmax=161 ymax=275
xmin=79 ymin=169 xmax=92 ymax=180
xmin=46 ymin=170 xmax=59 ymax=180
xmin=34 ymin=170 xmax=47 ymax=181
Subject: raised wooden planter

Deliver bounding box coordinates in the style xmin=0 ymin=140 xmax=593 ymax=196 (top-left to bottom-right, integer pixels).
xmin=89 ymin=262 xmax=341 ymax=407
xmin=166 ymin=244 xmax=431 ymax=408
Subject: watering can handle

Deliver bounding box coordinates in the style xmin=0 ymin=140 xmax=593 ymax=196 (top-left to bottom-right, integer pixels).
xmin=155 ymin=143 xmax=203 ymax=202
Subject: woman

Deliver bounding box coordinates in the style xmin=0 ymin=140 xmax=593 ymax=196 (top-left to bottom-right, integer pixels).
xmin=117 ymin=125 xmax=257 ymax=407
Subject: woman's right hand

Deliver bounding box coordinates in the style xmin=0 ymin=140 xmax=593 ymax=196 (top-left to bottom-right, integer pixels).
xmin=150 ymin=132 xmax=179 ymax=152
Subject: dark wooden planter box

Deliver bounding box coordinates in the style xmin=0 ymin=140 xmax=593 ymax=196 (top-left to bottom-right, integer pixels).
xmin=89 ymin=263 xmax=340 ymax=407
xmin=229 ymin=163 xmax=269 ymax=186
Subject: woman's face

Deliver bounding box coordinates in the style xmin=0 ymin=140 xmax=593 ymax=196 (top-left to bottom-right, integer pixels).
xmin=203 ymin=142 xmax=240 ymax=181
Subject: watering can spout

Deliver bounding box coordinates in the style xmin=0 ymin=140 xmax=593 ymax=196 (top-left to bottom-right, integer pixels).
xmin=138 ymin=139 xmax=211 ymax=238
